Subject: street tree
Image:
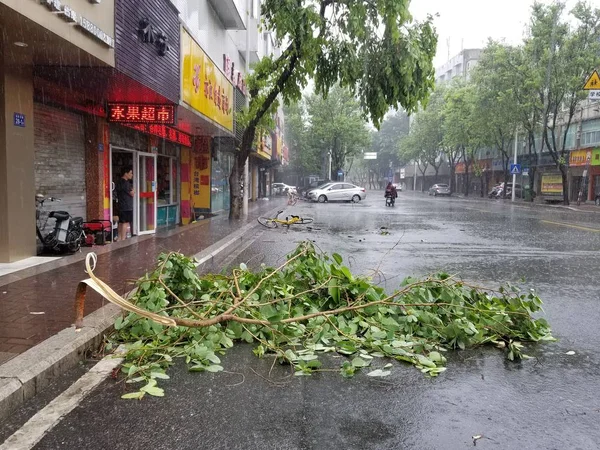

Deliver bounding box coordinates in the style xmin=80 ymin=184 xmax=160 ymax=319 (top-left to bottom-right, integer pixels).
xmin=525 ymin=2 xmax=600 ymax=205
xmin=471 ymin=46 xmax=521 ymax=197
xmin=371 ymin=111 xmax=410 ymax=183
xmin=306 ymin=85 xmax=370 ymax=181
xmin=229 ymin=0 xmax=438 ymax=218
xmin=443 ymin=82 xmax=483 ymax=196
xmin=399 ymin=89 xmax=447 ymax=190
xmin=283 ymin=101 xmax=321 ymax=184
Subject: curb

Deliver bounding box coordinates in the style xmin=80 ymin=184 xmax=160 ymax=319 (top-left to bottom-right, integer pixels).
xmin=0 ymin=205 xmax=282 ymax=421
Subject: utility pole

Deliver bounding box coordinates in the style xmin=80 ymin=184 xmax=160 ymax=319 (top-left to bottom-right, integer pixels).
xmin=512 ymin=128 xmax=518 ymax=202
xmin=242 ymin=0 xmax=251 ymax=216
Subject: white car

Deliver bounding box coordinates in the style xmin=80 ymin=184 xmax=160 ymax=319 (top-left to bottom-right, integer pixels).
xmin=308 ymin=182 xmax=367 ymax=203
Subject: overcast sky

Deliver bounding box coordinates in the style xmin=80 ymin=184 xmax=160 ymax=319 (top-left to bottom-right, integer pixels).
xmin=409 ymin=0 xmax=585 ymax=67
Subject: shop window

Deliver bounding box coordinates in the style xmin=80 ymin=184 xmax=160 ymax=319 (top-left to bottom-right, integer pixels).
xmin=157 ymin=155 xmax=177 ymax=206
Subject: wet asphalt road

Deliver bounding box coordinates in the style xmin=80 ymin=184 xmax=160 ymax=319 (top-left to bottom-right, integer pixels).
xmin=7 ymin=192 xmax=600 ymax=450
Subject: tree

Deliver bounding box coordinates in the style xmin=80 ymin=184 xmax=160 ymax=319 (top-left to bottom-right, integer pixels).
xmin=398 ymin=86 xmax=447 ymax=190
xmin=283 ymin=101 xmax=321 ymax=184
xmin=443 ymin=82 xmax=483 ymax=196
xmin=229 ymin=0 xmax=438 ymax=218
xmin=306 ymin=85 xmax=370 ymax=181
xmin=471 ymin=45 xmax=521 ymax=197
xmin=371 ymin=111 xmax=410 ymax=183
xmin=525 ymin=2 xmax=600 ymax=204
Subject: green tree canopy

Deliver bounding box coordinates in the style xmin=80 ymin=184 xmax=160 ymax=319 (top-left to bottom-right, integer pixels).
xmin=229 ymin=0 xmax=438 ymax=218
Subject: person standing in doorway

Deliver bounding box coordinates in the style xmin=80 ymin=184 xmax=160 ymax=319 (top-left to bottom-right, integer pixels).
xmin=116 ymin=166 xmax=134 ymax=240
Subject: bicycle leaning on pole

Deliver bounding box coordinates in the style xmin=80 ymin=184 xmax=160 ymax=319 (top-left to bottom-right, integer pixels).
xmin=257 ymin=210 xmax=313 ymax=228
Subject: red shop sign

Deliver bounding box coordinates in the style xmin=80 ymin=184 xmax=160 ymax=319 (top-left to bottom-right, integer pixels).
xmin=108 ymin=103 xmax=175 ymax=125
xmin=122 ymin=123 xmax=192 ymax=147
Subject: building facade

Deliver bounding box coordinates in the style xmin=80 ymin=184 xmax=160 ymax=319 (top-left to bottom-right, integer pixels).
xmin=435 ymin=49 xmax=482 ymax=84
xmin=0 ymin=0 xmax=286 ymax=263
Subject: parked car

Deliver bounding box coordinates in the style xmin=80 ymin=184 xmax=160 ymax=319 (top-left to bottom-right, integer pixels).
xmin=299 ymin=179 xmax=328 ymax=197
xmin=393 ymin=183 xmax=403 ymax=192
xmin=428 ymin=184 xmax=451 ymax=196
xmin=308 ymin=183 xmax=366 ymax=203
xmin=301 ymin=180 xmax=330 ymax=198
xmin=271 ymin=183 xmax=294 ymax=196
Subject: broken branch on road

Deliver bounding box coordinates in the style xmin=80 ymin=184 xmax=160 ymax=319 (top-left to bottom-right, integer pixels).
xmin=81 ymin=241 xmax=554 ymax=399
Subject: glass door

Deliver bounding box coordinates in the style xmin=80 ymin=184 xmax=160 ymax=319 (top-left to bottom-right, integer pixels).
xmin=136 ymin=152 xmax=157 ymax=235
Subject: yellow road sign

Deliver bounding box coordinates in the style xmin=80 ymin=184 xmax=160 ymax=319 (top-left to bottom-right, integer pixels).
xmin=583 ymin=70 xmax=600 ymax=90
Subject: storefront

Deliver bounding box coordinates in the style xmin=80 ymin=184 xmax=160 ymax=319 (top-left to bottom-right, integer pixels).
xmin=180 ymin=27 xmax=235 ymax=216
xmin=0 ymin=0 xmax=115 ymax=262
xmin=33 ymin=103 xmax=87 ymax=220
xmin=568 ymin=149 xmax=592 ymax=202
xmin=108 ymin=119 xmax=186 ymax=235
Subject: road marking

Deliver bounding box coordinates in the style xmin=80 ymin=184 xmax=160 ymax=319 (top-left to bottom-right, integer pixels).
xmin=0 ymin=349 xmax=124 ymax=450
xmin=541 ymin=220 xmax=600 ymax=233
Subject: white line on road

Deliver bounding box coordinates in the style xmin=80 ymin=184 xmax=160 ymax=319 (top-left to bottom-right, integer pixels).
xmin=0 ymin=349 xmax=124 ymax=450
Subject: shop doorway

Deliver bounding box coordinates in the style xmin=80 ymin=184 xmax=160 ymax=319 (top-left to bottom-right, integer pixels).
xmin=110 ymin=146 xmax=157 ymax=237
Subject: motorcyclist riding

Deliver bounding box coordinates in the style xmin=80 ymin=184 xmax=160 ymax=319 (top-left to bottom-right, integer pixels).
xmin=384 ymin=182 xmax=398 ymax=206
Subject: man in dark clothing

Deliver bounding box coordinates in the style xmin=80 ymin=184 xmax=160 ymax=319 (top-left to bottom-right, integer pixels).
xmin=116 ymin=166 xmax=134 ymax=240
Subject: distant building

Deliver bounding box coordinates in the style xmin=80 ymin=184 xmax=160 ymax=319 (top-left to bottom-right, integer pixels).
xmin=435 ymin=49 xmax=482 ymax=84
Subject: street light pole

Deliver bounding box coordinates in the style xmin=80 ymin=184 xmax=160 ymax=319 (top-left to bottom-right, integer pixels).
xmin=512 ymin=128 xmax=518 ymax=202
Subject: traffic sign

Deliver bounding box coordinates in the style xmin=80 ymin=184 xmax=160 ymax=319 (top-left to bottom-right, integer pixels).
xmin=589 ymin=90 xmax=600 ymax=100
xmin=583 ymin=70 xmax=600 ymax=90
xmin=522 ymin=167 xmax=530 ymax=175
xmin=510 ymin=164 xmax=521 ymax=175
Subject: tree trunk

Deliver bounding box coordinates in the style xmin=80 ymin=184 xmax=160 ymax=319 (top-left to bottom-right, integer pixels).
xmin=449 ymin=166 xmax=456 ymax=193
xmin=560 ymin=164 xmax=569 ymax=206
xmin=464 ymin=163 xmax=470 ymax=197
xmin=229 ymin=153 xmax=244 ymax=220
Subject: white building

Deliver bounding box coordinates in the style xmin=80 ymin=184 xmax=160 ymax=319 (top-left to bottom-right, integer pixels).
xmin=435 ymin=49 xmax=482 ymax=84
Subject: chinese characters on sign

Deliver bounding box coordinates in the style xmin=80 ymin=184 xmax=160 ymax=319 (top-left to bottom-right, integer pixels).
xmin=589 ymin=90 xmax=600 ymax=100
xmin=223 ymin=54 xmax=247 ymax=95
xmin=42 ymin=0 xmax=114 ymax=47
xmin=121 ymin=123 xmax=192 ymax=147
xmin=181 ymin=30 xmax=234 ymax=132
xmin=108 ymin=104 xmax=175 ymax=125
xmin=569 ymin=150 xmax=592 ymax=167
xmin=13 ymin=113 xmax=25 ymax=127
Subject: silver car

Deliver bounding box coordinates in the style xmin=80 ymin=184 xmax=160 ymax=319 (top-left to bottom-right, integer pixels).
xmin=309 ymin=183 xmax=367 ymax=203
xmin=428 ymin=184 xmax=451 ymax=196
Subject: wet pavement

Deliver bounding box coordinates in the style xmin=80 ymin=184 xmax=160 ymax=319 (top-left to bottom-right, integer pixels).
xmin=4 ymin=192 xmax=600 ymax=449
xmin=0 ymin=199 xmax=285 ymax=363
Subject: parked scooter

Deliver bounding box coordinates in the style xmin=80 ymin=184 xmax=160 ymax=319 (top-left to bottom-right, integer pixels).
xmin=35 ymin=194 xmax=85 ymax=255
xmin=488 ymin=184 xmax=504 ymax=199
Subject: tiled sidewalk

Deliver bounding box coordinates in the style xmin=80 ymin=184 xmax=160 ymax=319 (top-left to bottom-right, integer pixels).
xmin=0 ymin=199 xmax=284 ymax=364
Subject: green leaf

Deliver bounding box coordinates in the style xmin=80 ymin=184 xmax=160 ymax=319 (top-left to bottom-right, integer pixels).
xmin=205 ymin=365 xmax=224 ymax=373
xmin=332 ymin=253 xmax=343 ymax=265
xmin=351 ymin=357 xmax=370 ymax=368
xmin=150 ymin=372 xmax=170 ymax=380
xmin=142 ymin=386 xmax=165 ymax=397
xmin=367 ymin=369 xmax=391 ymax=377
xmin=121 ymin=391 xmax=145 ymax=400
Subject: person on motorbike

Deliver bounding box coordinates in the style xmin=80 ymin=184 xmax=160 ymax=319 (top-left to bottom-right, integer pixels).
xmin=385 ymin=182 xmax=398 ymax=204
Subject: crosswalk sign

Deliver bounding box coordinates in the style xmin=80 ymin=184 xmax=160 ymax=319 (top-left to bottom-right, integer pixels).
xmin=583 ymin=70 xmax=600 ymax=90
xmin=510 ymin=164 xmax=521 ymax=175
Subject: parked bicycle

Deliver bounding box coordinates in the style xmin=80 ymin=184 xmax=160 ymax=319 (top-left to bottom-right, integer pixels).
xmin=36 ymin=194 xmax=86 ymax=254
xmin=257 ymin=210 xmax=314 ymax=228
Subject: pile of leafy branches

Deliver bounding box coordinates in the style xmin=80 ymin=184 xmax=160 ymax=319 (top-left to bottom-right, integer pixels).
xmin=106 ymin=241 xmax=553 ymax=399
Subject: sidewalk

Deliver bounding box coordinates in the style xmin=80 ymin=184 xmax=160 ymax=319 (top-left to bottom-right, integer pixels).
xmin=0 ymin=199 xmax=284 ymax=366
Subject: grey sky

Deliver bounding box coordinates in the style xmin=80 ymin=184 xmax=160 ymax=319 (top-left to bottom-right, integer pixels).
xmin=410 ymin=0 xmax=585 ymax=67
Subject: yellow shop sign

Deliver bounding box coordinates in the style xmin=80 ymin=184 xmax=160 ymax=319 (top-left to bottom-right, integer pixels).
xmin=181 ymin=29 xmax=234 ymax=132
